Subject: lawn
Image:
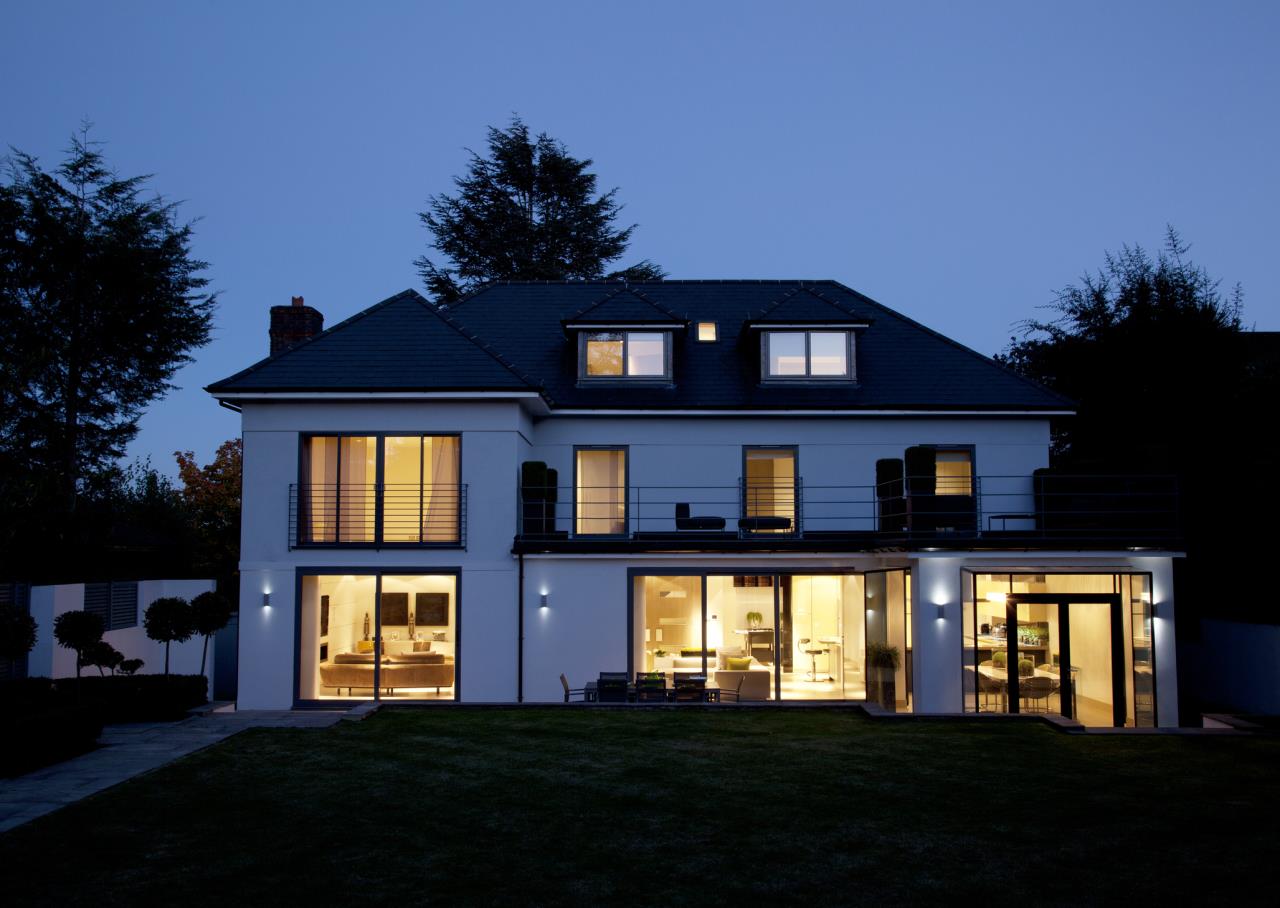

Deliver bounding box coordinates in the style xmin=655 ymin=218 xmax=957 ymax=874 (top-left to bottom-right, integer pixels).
xmin=2 ymin=708 xmax=1276 ymax=905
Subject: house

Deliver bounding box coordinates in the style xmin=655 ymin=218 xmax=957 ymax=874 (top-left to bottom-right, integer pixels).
xmin=208 ymin=282 xmax=1181 ymax=725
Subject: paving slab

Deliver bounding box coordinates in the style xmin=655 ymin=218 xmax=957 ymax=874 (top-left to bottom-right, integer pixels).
xmin=0 ymin=708 xmax=345 ymax=833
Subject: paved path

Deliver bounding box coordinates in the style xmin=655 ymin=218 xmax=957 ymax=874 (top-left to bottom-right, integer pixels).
xmin=0 ymin=708 xmax=345 ymax=833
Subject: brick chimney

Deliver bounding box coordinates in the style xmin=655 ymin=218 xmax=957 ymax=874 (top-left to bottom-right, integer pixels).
xmin=269 ymin=295 xmax=324 ymax=355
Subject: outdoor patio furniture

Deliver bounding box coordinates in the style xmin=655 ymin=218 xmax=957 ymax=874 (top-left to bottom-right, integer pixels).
xmin=635 ymin=674 xmax=668 ymax=702
xmin=596 ymin=674 xmax=629 ymax=703
xmin=737 ymin=516 xmax=792 ymax=532
xmin=560 ymin=673 xmax=586 ymax=703
xmin=673 ymin=675 xmax=707 ymax=702
xmin=675 ymin=502 xmax=727 ymax=531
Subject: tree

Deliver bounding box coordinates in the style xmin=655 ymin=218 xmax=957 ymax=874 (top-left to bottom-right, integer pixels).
xmin=53 ymin=609 xmax=104 ymax=683
xmin=415 ymin=117 xmax=663 ymax=303
xmin=83 ymin=639 xmax=124 ymax=676
xmin=175 ymin=439 xmax=242 ymax=584
xmin=119 ymin=657 xmax=144 ymax=676
xmin=190 ymin=590 xmax=233 ymax=676
xmin=143 ymin=596 xmax=194 ymax=677
xmin=0 ymin=601 xmax=37 ymax=664
xmin=0 ymin=125 xmax=216 ymax=567
xmin=998 ymin=228 xmax=1243 ymax=469
xmin=999 ymin=228 xmax=1274 ymax=628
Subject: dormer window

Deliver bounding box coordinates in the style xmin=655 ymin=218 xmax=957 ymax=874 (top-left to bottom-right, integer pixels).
xmin=763 ymin=330 xmax=854 ymax=380
xmin=580 ymin=330 xmax=671 ymax=380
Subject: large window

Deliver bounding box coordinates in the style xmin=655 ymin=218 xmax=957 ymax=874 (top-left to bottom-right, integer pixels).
xmin=581 ymin=331 xmax=670 ymax=379
xmin=298 ymin=572 xmax=458 ymax=702
xmin=575 ymin=447 xmax=627 ymax=535
xmin=763 ymin=331 xmax=853 ymax=379
xmin=963 ymin=572 xmax=1155 ymax=727
xmin=300 ymin=434 xmax=460 ymax=545
xmin=934 ymin=450 xmax=973 ymax=496
xmin=743 ymin=447 xmax=797 ymax=534
xmin=632 ymin=571 xmax=911 ymax=706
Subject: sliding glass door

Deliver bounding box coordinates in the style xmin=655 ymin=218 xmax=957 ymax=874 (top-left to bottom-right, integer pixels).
xmin=633 ymin=570 xmax=908 ymax=704
xmin=298 ymin=571 xmax=459 ymax=703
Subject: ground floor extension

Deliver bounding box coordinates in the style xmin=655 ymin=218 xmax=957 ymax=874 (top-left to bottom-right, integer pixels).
xmin=237 ymin=551 xmax=1179 ymax=727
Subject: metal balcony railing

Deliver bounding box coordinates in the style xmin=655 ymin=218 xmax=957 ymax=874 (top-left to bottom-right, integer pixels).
xmin=288 ymin=483 xmax=467 ymax=549
xmin=515 ymin=474 xmax=1179 ymax=543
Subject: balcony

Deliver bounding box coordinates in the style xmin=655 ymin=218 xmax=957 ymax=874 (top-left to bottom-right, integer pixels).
xmin=514 ymin=474 xmax=1179 ymax=553
xmin=288 ymin=484 xmax=467 ymax=549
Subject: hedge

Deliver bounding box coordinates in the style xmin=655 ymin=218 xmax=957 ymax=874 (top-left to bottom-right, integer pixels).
xmin=51 ymin=674 xmax=209 ymax=723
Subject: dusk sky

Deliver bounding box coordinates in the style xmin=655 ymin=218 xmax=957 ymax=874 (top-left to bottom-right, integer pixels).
xmin=3 ymin=1 xmax=1277 ymax=473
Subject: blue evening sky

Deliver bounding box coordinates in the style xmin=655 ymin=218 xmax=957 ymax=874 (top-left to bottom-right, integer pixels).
xmin=3 ymin=1 xmax=1277 ymax=473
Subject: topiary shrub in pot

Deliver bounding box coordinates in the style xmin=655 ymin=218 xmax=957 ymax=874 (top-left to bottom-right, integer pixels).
xmin=866 ymin=641 xmax=902 ymax=711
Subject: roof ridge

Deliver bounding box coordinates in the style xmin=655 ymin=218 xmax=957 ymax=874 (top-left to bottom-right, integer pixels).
xmin=204 ymin=289 xmax=422 ymax=392
xmin=748 ymin=283 xmax=864 ymax=323
xmin=824 ymin=281 xmax=1076 ymax=407
xmin=413 ymin=294 xmax=553 ymax=403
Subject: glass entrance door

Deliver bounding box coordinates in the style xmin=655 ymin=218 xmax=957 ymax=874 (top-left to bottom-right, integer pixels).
xmin=1003 ymin=595 xmax=1124 ymax=726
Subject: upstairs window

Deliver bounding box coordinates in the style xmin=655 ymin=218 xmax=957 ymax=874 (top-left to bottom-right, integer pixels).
xmin=696 ymin=322 xmax=717 ymax=342
xmin=934 ymin=449 xmax=973 ymax=496
xmin=581 ymin=331 xmax=670 ymax=380
xmin=763 ymin=331 xmax=853 ymax=380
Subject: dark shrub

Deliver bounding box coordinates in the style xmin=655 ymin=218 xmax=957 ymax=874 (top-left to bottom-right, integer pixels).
xmin=49 ymin=674 xmax=208 ymax=722
xmin=0 ymin=679 xmax=103 ymax=776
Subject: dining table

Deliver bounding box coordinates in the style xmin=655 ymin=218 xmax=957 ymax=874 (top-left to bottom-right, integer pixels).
xmin=977 ymin=665 xmax=1075 ymax=714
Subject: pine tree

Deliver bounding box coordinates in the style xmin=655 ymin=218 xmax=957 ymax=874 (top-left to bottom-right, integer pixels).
xmin=0 ymin=126 xmax=214 ymax=571
xmin=415 ymin=117 xmax=662 ymax=303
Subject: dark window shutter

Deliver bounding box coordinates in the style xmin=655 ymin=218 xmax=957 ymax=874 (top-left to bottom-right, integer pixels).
xmin=905 ymin=446 xmax=937 ymax=496
xmin=110 ymin=582 xmax=139 ymax=630
xmin=84 ymin=582 xmax=111 ymax=626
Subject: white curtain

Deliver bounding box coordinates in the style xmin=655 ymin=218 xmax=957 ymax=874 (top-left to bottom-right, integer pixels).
xmin=576 ymin=450 xmax=625 ymax=535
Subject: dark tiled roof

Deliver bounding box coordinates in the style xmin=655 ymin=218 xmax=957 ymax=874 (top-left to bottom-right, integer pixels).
xmin=562 ymin=287 xmax=683 ymax=325
xmin=206 ymin=290 xmax=535 ymax=393
xmin=209 ymin=280 xmax=1072 ymax=411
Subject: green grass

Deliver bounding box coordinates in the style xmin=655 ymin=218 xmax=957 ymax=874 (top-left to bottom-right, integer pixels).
xmin=3 ymin=709 xmax=1277 ymax=905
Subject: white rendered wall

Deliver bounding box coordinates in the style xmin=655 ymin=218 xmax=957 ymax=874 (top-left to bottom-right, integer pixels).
xmin=236 ymin=400 xmax=527 ymax=708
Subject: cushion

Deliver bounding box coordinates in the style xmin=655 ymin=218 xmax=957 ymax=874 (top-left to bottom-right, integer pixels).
xmin=333 ymin=652 xmax=375 ymax=664
xmin=389 ymin=652 xmax=445 ymax=664
xmin=413 ymin=641 xmax=433 ymax=652
xmin=356 ymin=640 xmax=375 ymax=654
xmin=726 ymin=657 xmax=753 ymax=671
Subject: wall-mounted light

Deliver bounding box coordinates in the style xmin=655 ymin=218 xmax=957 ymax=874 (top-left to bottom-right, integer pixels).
xmin=262 ymin=592 xmax=271 ymax=608
xmin=540 ymin=593 xmax=549 ymax=609
xmin=936 ymin=604 xmax=946 ymax=620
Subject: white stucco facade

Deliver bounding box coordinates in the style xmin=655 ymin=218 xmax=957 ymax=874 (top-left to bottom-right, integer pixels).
xmin=231 ymin=399 xmax=1179 ymax=725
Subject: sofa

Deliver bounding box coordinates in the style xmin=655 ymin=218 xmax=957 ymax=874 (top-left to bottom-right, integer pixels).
xmin=712 ymin=650 xmax=773 ymax=701
xmin=319 ymin=646 xmax=455 ymax=695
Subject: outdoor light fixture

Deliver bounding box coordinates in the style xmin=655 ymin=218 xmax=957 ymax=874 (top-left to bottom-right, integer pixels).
xmin=262 ymin=592 xmax=271 ymax=608
xmin=540 ymin=593 xmax=549 ymax=609
xmin=936 ymin=604 xmax=946 ymax=620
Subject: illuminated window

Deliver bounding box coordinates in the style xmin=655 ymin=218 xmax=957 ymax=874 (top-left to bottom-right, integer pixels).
xmin=935 ymin=450 xmax=973 ymax=496
xmin=763 ymin=331 xmax=853 ymax=379
xmin=581 ymin=331 xmax=670 ymax=379
xmin=697 ymin=322 xmax=717 ymax=342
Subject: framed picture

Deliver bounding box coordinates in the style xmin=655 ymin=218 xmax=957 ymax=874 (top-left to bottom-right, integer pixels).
xmin=320 ymin=595 xmax=330 ymax=637
xmin=415 ymin=592 xmax=449 ymax=626
xmin=380 ymin=592 xmax=409 ymax=626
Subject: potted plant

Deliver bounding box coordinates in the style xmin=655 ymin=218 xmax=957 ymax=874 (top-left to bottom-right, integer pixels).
xmin=866 ymin=641 xmax=901 ymax=710
xmin=745 ymin=610 xmax=763 ymax=629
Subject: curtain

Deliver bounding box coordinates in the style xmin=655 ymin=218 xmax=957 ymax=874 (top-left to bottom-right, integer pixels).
xmin=576 ymin=450 xmax=625 ymax=535
xmin=423 ymin=436 xmax=461 ymax=542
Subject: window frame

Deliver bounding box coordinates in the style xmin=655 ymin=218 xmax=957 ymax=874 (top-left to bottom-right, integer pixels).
xmin=741 ymin=445 xmax=800 ymax=535
xmin=297 ymin=432 xmax=463 ymax=548
xmin=292 ymin=565 xmax=463 ymax=706
xmin=578 ymin=330 xmax=673 ymax=382
xmin=572 ymin=445 xmax=630 ymax=538
xmin=760 ymin=329 xmax=856 ymax=382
